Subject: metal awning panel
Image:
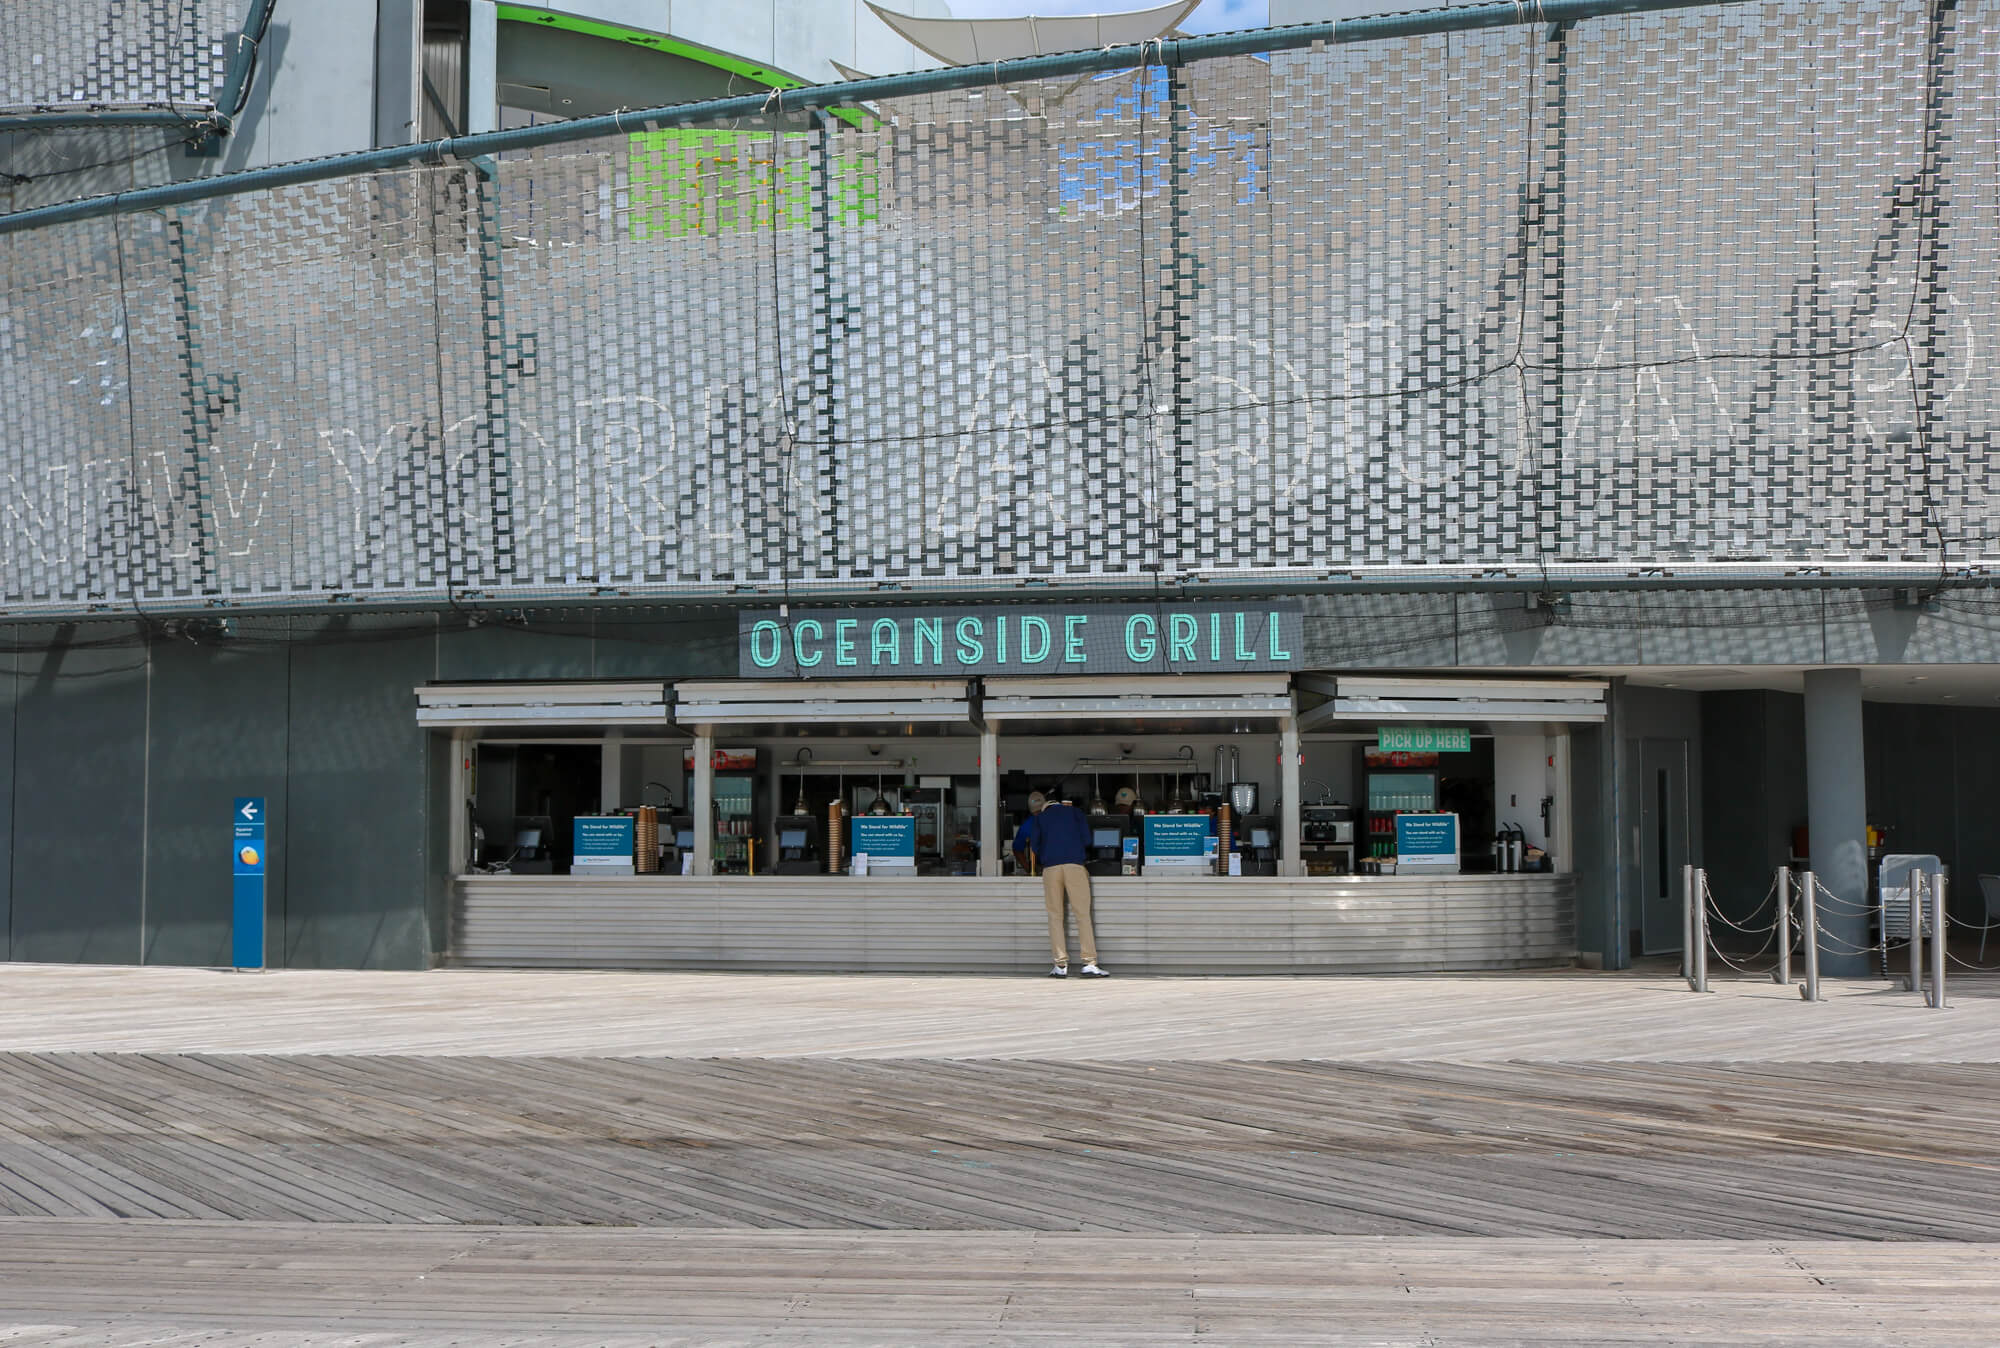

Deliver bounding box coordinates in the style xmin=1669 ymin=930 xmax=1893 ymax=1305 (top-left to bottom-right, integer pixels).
xmin=671 ymin=679 xmax=972 ymax=728
xmin=415 ymin=681 xmax=670 ymax=727
xmin=1296 ymin=676 xmax=1608 ymax=729
xmin=1327 ymin=697 xmax=1607 ymax=723
xmin=982 ymin=674 xmax=1294 ymax=722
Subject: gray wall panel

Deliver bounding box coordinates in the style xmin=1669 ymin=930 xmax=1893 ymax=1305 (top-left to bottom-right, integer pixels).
xmin=1950 ymin=709 xmax=2000 ymax=923
xmin=9 ymin=625 xmax=149 ymax=964
xmin=0 ymin=641 xmax=13 ymax=961
xmin=140 ymin=625 xmax=292 ymax=967
xmin=282 ymin=617 xmax=439 ymax=969
xmin=1567 ymin=720 xmax=1617 ymax=968
xmin=436 ymin=620 xmax=598 ymax=681
xmin=589 ymin=615 xmax=737 ymax=679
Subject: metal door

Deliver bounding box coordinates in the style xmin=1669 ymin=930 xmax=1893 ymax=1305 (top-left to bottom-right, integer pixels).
xmin=1636 ymin=738 xmax=1690 ymax=956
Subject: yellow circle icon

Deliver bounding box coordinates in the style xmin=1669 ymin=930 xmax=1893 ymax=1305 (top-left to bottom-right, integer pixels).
xmin=239 ymin=846 xmax=260 ymax=866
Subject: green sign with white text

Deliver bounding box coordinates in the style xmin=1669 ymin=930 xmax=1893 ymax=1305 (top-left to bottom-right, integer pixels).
xmin=739 ymin=603 xmax=1303 ymax=678
xmin=1377 ymin=726 xmax=1471 ymax=753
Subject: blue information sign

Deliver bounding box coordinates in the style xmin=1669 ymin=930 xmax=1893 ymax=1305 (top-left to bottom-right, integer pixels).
xmin=1143 ymin=814 xmax=1213 ymax=858
xmin=231 ymin=797 xmax=266 ymax=969
xmin=1395 ymin=813 xmax=1459 ymax=860
xmin=573 ymin=815 xmax=636 ymax=859
xmin=850 ymin=815 xmax=917 ymax=859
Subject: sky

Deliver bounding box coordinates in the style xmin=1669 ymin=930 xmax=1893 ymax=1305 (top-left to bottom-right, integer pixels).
xmin=943 ymin=0 xmax=1272 ymax=35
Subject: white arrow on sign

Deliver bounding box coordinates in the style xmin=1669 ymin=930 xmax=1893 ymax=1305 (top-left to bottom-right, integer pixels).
xmin=240 ymin=801 xmax=260 ymax=821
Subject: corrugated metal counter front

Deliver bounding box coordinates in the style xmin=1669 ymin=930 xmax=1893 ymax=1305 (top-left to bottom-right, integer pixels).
xmin=449 ymin=875 xmax=1576 ymax=974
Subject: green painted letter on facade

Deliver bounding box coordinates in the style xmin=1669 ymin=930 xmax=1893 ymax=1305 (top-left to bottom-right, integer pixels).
xmin=1126 ymin=613 xmax=1157 ymax=662
xmin=955 ymin=617 xmax=984 ymax=665
xmin=1064 ymin=615 xmax=1087 ymax=664
xmin=794 ymin=620 xmax=824 ymax=667
xmin=870 ymin=619 xmax=900 ymax=666
xmin=1020 ymin=616 xmax=1051 ymax=664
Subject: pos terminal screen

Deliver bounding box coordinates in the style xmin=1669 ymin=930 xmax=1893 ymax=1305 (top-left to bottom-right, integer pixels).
xmin=779 ymin=829 xmax=807 ymax=849
xmin=1090 ymin=828 xmax=1122 ymax=848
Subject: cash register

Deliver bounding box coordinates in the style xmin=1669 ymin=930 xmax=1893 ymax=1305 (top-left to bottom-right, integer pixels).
xmin=1085 ymin=814 xmax=1131 ymax=876
xmin=774 ymin=813 xmax=826 ymax=874
xmin=1238 ymin=814 xmax=1279 ymax=876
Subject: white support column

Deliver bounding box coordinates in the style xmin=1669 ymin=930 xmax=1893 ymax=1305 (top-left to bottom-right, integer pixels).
xmin=980 ymin=724 xmax=1001 ymax=877
xmin=467 ymin=0 xmax=498 ymax=135
xmin=448 ymin=728 xmax=474 ymax=873
xmin=1280 ymin=717 xmax=1303 ymax=877
xmin=692 ymin=727 xmax=714 ymax=877
xmin=599 ymin=731 xmax=622 ymax=812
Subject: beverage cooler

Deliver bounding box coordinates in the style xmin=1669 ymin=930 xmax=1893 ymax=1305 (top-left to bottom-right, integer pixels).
xmin=1361 ymin=768 xmax=1438 ymax=864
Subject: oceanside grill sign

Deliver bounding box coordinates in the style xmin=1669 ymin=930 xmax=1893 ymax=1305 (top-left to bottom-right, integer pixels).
xmin=739 ymin=603 xmax=1304 ymax=678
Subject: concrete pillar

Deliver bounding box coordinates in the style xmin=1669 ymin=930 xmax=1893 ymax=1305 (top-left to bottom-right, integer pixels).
xmin=598 ymin=731 xmax=621 ymax=812
xmin=692 ymin=727 xmax=714 ymax=877
xmin=467 ymin=0 xmax=498 ymax=135
xmin=1803 ymin=668 xmax=1869 ymax=975
xmin=979 ymin=725 xmax=1000 ymax=877
xmin=1279 ymin=718 xmax=1302 ymax=877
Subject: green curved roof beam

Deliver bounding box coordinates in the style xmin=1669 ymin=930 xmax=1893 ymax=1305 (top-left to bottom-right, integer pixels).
xmin=493 ymin=5 xmax=870 ymax=126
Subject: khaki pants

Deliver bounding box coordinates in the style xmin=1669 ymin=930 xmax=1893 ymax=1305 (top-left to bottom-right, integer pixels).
xmin=1041 ymin=863 xmax=1097 ymax=966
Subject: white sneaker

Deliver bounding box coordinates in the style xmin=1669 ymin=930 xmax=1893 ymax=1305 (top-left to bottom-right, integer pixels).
xmin=1048 ymin=963 xmax=1068 ymax=978
xmin=1080 ymin=962 xmax=1109 ymax=977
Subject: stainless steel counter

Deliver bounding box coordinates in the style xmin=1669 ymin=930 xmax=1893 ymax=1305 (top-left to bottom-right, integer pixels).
xmin=450 ymin=874 xmax=1575 ymax=974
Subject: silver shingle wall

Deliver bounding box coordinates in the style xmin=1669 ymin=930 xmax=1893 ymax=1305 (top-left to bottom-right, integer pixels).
xmin=2 ymin=0 xmax=234 ymax=110
xmin=0 ymin=0 xmax=1994 ymax=614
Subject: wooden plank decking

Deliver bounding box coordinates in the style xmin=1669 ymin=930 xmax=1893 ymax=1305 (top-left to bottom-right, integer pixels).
xmin=0 ymin=965 xmax=1995 ymax=1342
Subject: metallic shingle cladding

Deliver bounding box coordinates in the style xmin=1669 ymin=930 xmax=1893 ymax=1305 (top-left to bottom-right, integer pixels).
xmin=3 ymin=0 xmax=235 ymax=110
xmin=0 ymin=0 xmax=1994 ymax=614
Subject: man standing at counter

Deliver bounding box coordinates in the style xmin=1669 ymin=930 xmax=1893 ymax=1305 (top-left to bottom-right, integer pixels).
xmin=1017 ymin=795 xmax=1108 ymax=979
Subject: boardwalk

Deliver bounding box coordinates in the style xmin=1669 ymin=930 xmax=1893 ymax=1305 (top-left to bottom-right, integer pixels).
xmin=0 ymin=965 xmax=1995 ymax=1343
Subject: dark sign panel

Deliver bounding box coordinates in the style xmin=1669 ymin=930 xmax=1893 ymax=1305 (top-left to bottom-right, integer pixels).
xmin=739 ymin=603 xmax=1304 ymax=678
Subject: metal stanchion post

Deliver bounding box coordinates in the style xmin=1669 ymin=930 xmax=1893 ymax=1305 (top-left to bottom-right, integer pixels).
xmin=1929 ymin=874 xmax=1949 ymax=1010
xmin=1693 ymin=867 xmax=1709 ymax=993
xmin=1907 ymin=870 xmax=1926 ymax=996
xmin=1682 ymin=861 xmax=1695 ymax=985
xmin=1773 ymin=866 xmax=1792 ymax=986
xmin=1799 ymin=870 xmax=1823 ymax=1002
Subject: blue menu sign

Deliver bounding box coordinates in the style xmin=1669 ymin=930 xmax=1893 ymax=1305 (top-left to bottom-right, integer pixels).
xmin=850 ymin=815 xmax=917 ymax=859
xmin=232 ymin=797 xmax=266 ymax=969
xmin=1143 ymin=814 xmax=1213 ymax=858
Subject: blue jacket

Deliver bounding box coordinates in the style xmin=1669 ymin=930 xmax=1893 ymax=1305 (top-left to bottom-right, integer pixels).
xmin=1018 ymin=802 xmax=1091 ymax=868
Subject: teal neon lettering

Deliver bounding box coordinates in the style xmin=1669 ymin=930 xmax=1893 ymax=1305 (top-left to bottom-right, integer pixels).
xmin=1063 ymin=615 xmax=1087 ymax=664
xmin=794 ymin=619 xmax=824 ymax=668
xmin=995 ymin=614 xmax=1007 ymax=664
xmin=1126 ymin=613 xmax=1157 ymax=662
xmin=1169 ymin=613 xmax=1197 ymax=663
xmin=1233 ymin=612 xmax=1255 ymax=661
xmin=1209 ymin=612 xmax=1222 ymax=662
xmin=870 ymin=618 xmax=900 ymax=666
xmin=1268 ymin=611 xmax=1293 ymax=661
xmin=955 ymin=617 xmax=985 ymax=664
xmin=913 ymin=617 xmax=943 ymax=666
xmin=1020 ymin=616 xmax=1052 ymax=664
xmin=835 ymin=619 xmax=859 ymax=667
xmin=750 ymin=620 xmax=782 ymax=668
